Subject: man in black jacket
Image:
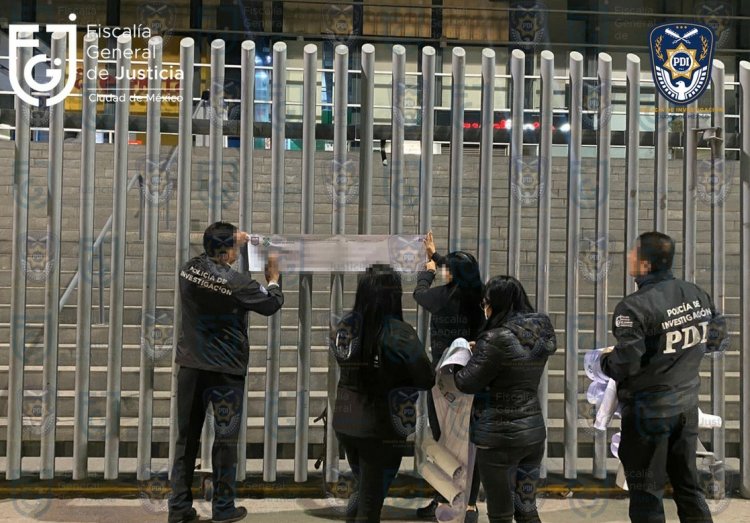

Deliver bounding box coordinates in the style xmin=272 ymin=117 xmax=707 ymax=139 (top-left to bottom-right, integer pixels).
xmin=169 ymin=222 xmax=284 ymax=523
xmin=600 ymin=231 xmax=728 ymax=523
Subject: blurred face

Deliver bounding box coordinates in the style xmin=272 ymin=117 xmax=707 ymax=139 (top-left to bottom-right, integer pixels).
xmin=481 ymin=298 xmax=492 ymax=319
xmin=441 ymin=266 xmax=453 ymax=283
xmin=628 ymin=244 xmax=650 ymax=277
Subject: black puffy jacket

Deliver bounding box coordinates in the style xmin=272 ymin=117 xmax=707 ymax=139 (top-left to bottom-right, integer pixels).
xmin=455 ymin=312 xmax=557 ymax=448
xmin=331 ymin=314 xmax=435 ymax=441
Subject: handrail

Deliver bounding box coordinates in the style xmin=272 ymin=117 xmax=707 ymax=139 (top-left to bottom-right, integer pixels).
xmin=58 ymin=98 xmax=208 ymax=316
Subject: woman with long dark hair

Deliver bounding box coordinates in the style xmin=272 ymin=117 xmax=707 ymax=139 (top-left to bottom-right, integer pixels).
xmin=455 ymin=276 xmax=557 ymax=523
xmin=331 ymin=264 xmax=435 ymax=523
xmin=413 ymin=231 xmax=485 ymax=522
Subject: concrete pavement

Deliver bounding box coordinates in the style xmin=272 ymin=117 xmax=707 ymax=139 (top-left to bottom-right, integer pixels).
xmin=1 ymin=496 xmax=749 ymax=522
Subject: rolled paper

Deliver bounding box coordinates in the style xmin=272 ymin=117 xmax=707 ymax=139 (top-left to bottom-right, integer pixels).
xmin=610 ymin=431 xmax=621 ymax=458
xmin=698 ymin=408 xmax=722 ymax=428
xmin=436 ymin=338 xmax=472 ymax=398
xmin=594 ymin=378 xmax=619 ymax=430
xmin=420 ymin=461 xmax=463 ymax=507
xmin=423 ymin=436 xmax=465 ymax=483
xmin=584 ymin=348 xmax=611 ymax=383
xmin=586 ymin=380 xmax=607 ymax=405
xmin=615 ymin=461 xmax=629 ymax=491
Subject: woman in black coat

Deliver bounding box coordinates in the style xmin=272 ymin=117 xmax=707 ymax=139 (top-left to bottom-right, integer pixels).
xmin=332 ymin=264 xmax=435 ymax=523
xmin=413 ymin=231 xmax=485 ymax=522
xmin=455 ymin=276 xmax=557 ymax=523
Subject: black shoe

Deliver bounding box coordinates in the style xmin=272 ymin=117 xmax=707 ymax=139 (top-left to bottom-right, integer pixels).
xmin=212 ymin=506 xmax=247 ymax=523
xmin=168 ymin=507 xmax=198 ymax=523
xmin=416 ymin=497 xmax=438 ymax=519
xmin=464 ymin=507 xmax=479 ymax=523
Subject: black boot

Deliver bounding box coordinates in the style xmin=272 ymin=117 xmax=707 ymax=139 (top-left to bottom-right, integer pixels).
xmin=416 ymin=496 xmax=439 ymax=519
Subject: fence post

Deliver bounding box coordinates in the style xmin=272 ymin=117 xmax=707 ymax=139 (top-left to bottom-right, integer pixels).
xmin=209 ymin=39 xmax=225 ymax=222
xmin=739 ymin=59 xmax=750 ymax=499
xmin=137 ymin=35 xmax=163 ymax=481
xmin=536 ymin=50 xmax=554 ymax=479
xmin=326 ymin=43 xmax=349 ymax=483
xmin=236 ymin=39 xmax=255 ymax=482
xmin=593 ymin=52 xmax=612 ymax=481
xmin=72 ymin=32 xmax=98 ymax=480
xmin=478 ymin=48 xmax=495 ymax=280
xmin=683 ymin=101 xmax=698 ymax=283
xmin=359 ymin=44 xmax=375 ymax=235
xmin=167 ymin=36 xmax=195 ymax=479
xmin=263 ymin=40 xmax=287 ymax=482
xmin=710 ymin=59 xmax=726 ymax=495
xmin=391 ymin=45 xmax=406 ymax=235
xmin=39 ymin=31 xmax=67 ymax=480
xmin=564 ymin=51 xmax=584 ymax=480
xmin=6 ymin=32 xmax=32 ymax=481
xmin=508 ymin=49 xmax=525 ymax=278
xmin=654 ymin=85 xmax=669 ymax=233
xmin=448 ymin=47 xmax=465 ymax=252
xmin=625 ymin=54 xmax=640 ymax=296
xmin=295 ymin=43 xmax=316 ymax=483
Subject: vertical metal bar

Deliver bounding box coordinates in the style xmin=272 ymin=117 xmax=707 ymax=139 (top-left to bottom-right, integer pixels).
xmin=683 ymin=100 xmax=698 ymax=283
xmin=415 ymin=46 xmax=436 ymax=472
xmin=710 ymin=59 xmax=726 ymax=492
xmin=739 ymin=59 xmax=750 ymax=499
xmin=508 ymin=49 xmax=525 ymax=278
xmin=167 ymin=36 xmax=194 ymax=478
xmin=7 ymin=32 xmax=32 ymax=482
xmin=39 ymin=32 xmax=67 ymax=480
xmin=448 ymin=47 xmax=465 ymax=252
xmin=72 ymin=32 xmax=98 ymax=480
xmin=236 ymin=39 xmax=255 ymax=482
xmin=263 ymin=41 xmax=287 ymax=482
xmin=295 ymin=43 xmax=316 ymax=483
xmin=564 ymin=51 xmax=584 ymax=480
xmin=326 ymin=43 xmax=348 ymax=484
xmin=654 ymin=92 xmax=668 ymax=233
xmin=359 ymin=44 xmax=375 ymax=235
xmin=209 ymin=39 xmax=225 ymax=223
xmin=625 ymin=54 xmax=640 ymax=296
xmin=105 ymin=34 xmax=132 ymax=479
xmin=137 ymin=35 xmax=163 ymax=481
xmin=98 ymin=244 xmax=104 ymax=324
xmin=477 ymin=49 xmax=495 ymax=280
xmin=593 ymin=52 xmax=612 ymax=481
xmin=536 ymin=50 xmax=554 ymax=479
xmin=391 ymin=45 xmax=406 ymax=234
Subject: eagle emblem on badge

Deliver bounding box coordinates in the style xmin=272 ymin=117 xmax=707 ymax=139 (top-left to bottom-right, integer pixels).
xmin=649 ymin=23 xmax=715 ymax=105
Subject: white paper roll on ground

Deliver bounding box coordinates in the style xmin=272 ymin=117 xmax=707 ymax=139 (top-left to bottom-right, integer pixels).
xmin=423 ymin=437 xmax=465 ymax=482
xmin=420 ymin=461 xmax=463 ymax=506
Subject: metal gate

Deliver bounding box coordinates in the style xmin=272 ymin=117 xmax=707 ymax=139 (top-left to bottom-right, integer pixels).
xmin=4 ymin=33 xmax=749 ymax=499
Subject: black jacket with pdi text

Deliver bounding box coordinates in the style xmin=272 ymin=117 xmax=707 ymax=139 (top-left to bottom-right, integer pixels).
xmin=601 ymin=269 xmax=729 ymax=418
xmin=331 ymin=314 xmax=435 ymax=441
xmin=176 ymin=253 xmax=284 ymax=375
xmin=455 ymin=312 xmax=557 ymax=448
xmin=412 ymin=253 xmax=484 ymax=365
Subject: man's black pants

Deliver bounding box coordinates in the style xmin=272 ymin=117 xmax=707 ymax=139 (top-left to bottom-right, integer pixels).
xmin=169 ymin=367 xmax=245 ymax=519
xmin=338 ymin=433 xmax=405 ymax=523
xmin=619 ymin=406 xmax=713 ymax=523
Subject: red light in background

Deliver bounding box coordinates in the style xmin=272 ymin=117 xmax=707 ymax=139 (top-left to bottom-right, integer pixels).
xmin=533 ymin=121 xmax=540 ymax=129
xmin=471 ymin=122 xmax=480 ymax=129
xmin=463 ymin=122 xmax=471 ymax=129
